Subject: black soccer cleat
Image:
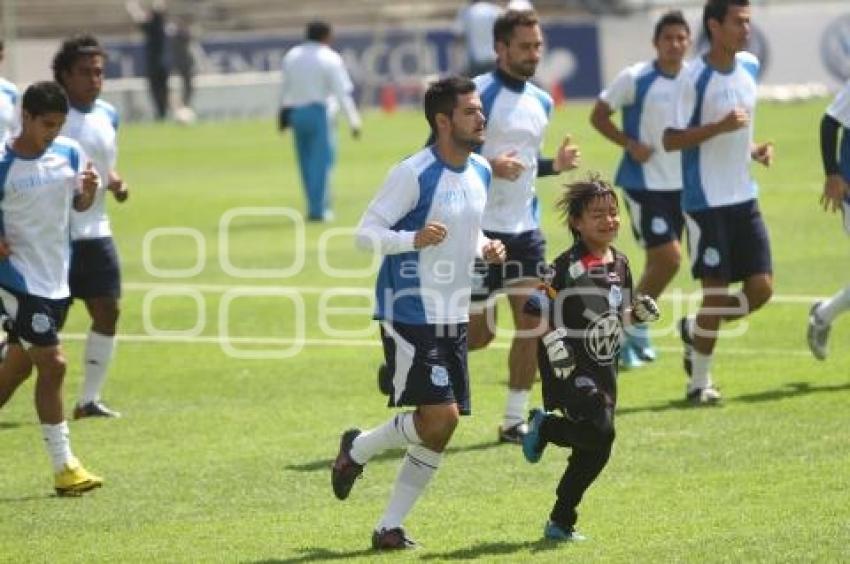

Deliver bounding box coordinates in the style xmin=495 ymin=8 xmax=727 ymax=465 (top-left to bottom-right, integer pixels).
xmin=331 ymin=428 xmax=363 ymax=500
xmin=498 ymin=421 xmax=528 ymax=444
xmin=372 ymin=527 xmax=418 ymax=550
xmin=377 ymin=363 xmax=392 ymax=396
xmin=73 ymin=401 xmax=121 ymax=419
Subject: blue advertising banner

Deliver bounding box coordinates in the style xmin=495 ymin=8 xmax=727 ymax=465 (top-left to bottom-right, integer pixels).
xmin=105 ymin=21 xmax=601 ymax=103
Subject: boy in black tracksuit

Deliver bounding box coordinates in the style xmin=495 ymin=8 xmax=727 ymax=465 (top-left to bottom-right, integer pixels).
xmin=522 ymin=176 xmax=660 ymax=541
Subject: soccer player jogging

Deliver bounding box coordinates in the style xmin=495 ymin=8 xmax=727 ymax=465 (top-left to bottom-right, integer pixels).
xmin=807 ymin=80 xmax=850 ymax=359
xmin=521 ymin=177 xmax=659 ymax=541
xmin=589 ymin=10 xmax=691 ymax=368
xmin=663 ymin=0 xmax=774 ymax=404
xmin=331 ymin=76 xmax=505 ymax=550
xmin=469 ymin=9 xmax=580 ymax=443
xmin=53 ymin=35 xmax=128 ymax=419
xmin=0 ymin=82 xmax=101 ymax=495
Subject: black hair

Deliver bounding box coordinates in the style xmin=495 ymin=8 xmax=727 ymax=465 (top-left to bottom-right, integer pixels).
xmin=423 ymin=75 xmax=476 ymax=133
xmin=52 ymin=34 xmax=106 ymax=86
xmin=493 ymin=9 xmax=539 ymax=46
xmin=306 ymin=21 xmax=332 ymax=42
xmin=654 ymin=10 xmax=690 ymax=42
xmin=555 ymin=173 xmax=619 ymax=240
xmin=22 ymin=81 xmax=69 ymax=117
xmin=703 ymin=0 xmax=750 ymax=40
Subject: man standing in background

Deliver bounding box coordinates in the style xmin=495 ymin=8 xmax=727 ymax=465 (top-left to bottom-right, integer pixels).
xmin=0 ymin=41 xmax=18 ymax=143
xmin=279 ymin=21 xmax=361 ymax=223
xmin=126 ymin=0 xmax=170 ymax=121
xmin=454 ymin=0 xmax=503 ymax=77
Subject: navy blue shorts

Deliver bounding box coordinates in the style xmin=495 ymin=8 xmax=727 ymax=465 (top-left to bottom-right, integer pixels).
xmin=684 ymin=199 xmax=772 ymax=282
xmin=621 ymin=189 xmax=685 ymax=249
xmin=69 ymin=237 xmax=122 ymax=299
xmin=0 ymin=286 xmax=69 ymax=348
xmin=471 ymin=228 xmax=547 ymax=302
xmin=380 ymin=321 xmax=471 ymax=415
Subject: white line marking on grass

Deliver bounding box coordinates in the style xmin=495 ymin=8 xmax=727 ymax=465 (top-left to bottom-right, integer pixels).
xmin=60 ymin=332 xmax=815 ymax=357
xmin=123 ymin=282 xmax=827 ymax=303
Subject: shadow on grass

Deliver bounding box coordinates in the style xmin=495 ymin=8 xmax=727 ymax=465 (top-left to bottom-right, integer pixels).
xmin=249 ymin=547 xmax=376 ymax=563
xmin=252 ymin=538 xmax=563 ymax=563
xmin=419 ymin=538 xmax=564 ymax=560
xmin=286 ymin=440 xmax=503 ymax=473
xmin=0 ymin=494 xmax=53 ymax=503
xmin=0 ymin=421 xmax=26 ymax=430
xmin=617 ymin=381 xmax=850 ymax=417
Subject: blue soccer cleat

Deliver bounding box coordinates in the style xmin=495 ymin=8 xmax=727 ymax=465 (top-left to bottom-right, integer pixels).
xmin=619 ymin=340 xmax=644 ymax=370
xmin=544 ymin=521 xmax=587 ymax=542
xmin=522 ymin=408 xmax=547 ymax=463
xmin=627 ymin=322 xmax=657 ymax=362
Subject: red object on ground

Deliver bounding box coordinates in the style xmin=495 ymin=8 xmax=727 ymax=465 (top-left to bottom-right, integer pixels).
xmin=380 ymin=84 xmax=397 ymax=113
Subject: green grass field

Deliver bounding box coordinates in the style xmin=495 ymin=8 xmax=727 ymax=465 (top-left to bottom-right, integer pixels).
xmin=1 ymin=99 xmax=848 ymax=563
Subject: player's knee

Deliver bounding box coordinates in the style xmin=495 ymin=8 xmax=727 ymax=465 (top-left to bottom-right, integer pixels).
xmin=416 ymin=408 xmax=459 ymax=449
xmin=468 ymin=328 xmax=494 ymax=350
xmin=95 ymin=301 xmax=120 ymax=330
xmin=665 ymin=248 xmax=683 ymax=272
xmin=748 ymin=282 xmax=773 ymax=311
xmin=587 ymin=421 xmax=615 ymax=450
xmin=38 ymin=354 xmax=67 ymax=380
xmin=589 ymin=408 xmax=616 ymax=449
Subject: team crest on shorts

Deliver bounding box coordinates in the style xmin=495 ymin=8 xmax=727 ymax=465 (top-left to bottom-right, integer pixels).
xmin=430 ymin=365 xmax=449 ymax=387
xmin=31 ymin=313 xmax=51 ymax=334
xmin=651 ymin=217 xmax=668 ymax=235
xmin=703 ymin=247 xmax=721 ymax=267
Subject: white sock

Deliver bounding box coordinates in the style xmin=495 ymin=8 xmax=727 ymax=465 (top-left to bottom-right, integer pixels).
xmin=503 ymin=388 xmax=529 ymax=429
xmin=350 ymin=411 xmax=420 ymax=465
xmin=79 ymin=331 xmax=116 ymax=404
xmin=817 ymin=286 xmax=850 ymax=324
xmin=376 ymin=444 xmax=442 ymax=531
xmin=690 ymin=351 xmax=714 ymax=391
xmin=41 ymin=421 xmax=75 ymax=472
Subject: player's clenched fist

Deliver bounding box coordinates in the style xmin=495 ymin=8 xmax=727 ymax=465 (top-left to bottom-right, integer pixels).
xmin=414 ymin=221 xmax=448 ymax=249
xmin=79 ymin=161 xmax=99 ymax=194
xmin=482 ymin=239 xmax=506 ymax=264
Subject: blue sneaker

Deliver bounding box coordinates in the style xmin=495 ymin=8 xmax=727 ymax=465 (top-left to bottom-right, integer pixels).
xmin=627 ymin=322 xmax=657 ymax=362
xmin=522 ymin=408 xmax=547 ymax=463
xmin=544 ymin=521 xmax=587 ymax=542
xmin=619 ymin=340 xmax=644 ymax=370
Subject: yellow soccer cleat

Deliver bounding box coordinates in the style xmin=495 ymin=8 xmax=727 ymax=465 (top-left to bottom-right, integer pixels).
xmin=54 ymin=461 xmax=103 ymax=497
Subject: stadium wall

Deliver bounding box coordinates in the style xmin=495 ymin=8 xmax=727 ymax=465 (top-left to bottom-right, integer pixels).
xmin=599 ymin=2 xmax=849 ymax=89
xmin=8 ymin=3 xmax=848 ymax=121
